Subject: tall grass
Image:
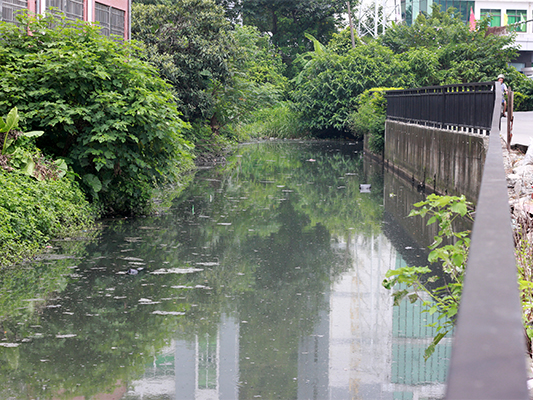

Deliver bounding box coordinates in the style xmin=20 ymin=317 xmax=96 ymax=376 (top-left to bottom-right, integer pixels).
xmin=236 ymin=102 xmax=308 ymax=139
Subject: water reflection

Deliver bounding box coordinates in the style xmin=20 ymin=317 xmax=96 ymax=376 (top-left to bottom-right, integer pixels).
xmin=0 ymin=141 xmax=450 ymax=399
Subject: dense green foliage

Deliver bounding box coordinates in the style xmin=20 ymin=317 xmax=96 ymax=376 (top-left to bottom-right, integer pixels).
xmin=292 ymin=41 xmax=403 ymax=134
xmin=212 ymin=24 xmax=288 ymax=138
xmin=131 ymin=0 xmax=233 ymax=125
xmin=236 ymin=102 xmax=306 ymax=139
xmin=0 ymin=12 xmax=193 ymax=216
xmin=380 ymin=6 xmax=518 ymax=85
xmin=0 ymin=169 xmax=93 ymax=266
xmin=132 ymin=2 xmax=289 ymax=147
xmin=348 ymin=87 xmax=403 ymax=153
xmin=217 ymin=0 xmax=347 ymax=76
xmin=0 ymin=106 xmax=93 ymax=267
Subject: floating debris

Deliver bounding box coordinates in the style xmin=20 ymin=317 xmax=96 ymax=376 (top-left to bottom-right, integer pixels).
xmin=152 ymin=311 xmax=186 ymax=316
xmin=56 ymin=334 xmax=77 ymax=339
xmin=138 ymin=298 xmax=161 ymax=305
xmin=151 ymin=267 xmax=203 ymax=274
xmin=127 ymin=267 xmax=144 ymax=275
xmin=359 ymin=184 xmax=371 ymax=193
xmin=0 ymin=343 xmax=20 ymax=347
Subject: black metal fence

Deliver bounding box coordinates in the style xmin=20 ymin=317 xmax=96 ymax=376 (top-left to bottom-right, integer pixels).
xmin=386 ymin=82 xmax=496 ymax=135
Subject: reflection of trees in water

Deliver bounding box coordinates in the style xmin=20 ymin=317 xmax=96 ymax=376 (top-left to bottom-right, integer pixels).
xmin=0 ymin=141 xmax=387 ymax=398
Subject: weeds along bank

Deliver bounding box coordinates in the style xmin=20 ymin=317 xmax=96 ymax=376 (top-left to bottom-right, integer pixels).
xmin=0 ymin=170 xmax=94 ymax=267
xmin=0 ymin=107 xmax=94 ymax=267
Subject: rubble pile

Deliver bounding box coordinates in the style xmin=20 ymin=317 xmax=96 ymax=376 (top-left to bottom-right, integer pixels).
xmin=503 ymin=137 xmax=533 ymax=245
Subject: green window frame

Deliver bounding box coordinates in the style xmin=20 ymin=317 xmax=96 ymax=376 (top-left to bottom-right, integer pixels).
xmin=507 ymin=9 xmax=527 ymax=32
xmin=481 ymin=9 xmax=501 ymax=27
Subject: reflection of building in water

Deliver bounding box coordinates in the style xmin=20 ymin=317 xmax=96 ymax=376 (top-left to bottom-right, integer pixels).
xmin=124 ymin=314 xmax=239 ymax=400
xmin=297 ymin=232 xmax=448 ymax=400
xmin=125 ymin=236 xmax=449 ymax=400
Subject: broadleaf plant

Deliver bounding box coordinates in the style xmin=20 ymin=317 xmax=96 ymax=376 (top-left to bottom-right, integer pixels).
xmin=382 ymin=194 xmax=473 ymax=360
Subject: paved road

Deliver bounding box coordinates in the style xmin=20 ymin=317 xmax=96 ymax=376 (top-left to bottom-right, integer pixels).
xmin=502 ymin=111 xmax=533 ymax=148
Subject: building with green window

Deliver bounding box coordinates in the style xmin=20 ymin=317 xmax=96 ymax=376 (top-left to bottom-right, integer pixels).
xmin=477 ymin=2 xmax=533 ymax=75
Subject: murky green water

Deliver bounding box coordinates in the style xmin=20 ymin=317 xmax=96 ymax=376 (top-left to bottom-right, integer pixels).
xmin=0 ymin=141 xmax=451 ymax=400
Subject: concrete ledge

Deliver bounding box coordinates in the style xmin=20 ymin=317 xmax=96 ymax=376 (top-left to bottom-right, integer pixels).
xmin=384 ymin=120 xmax=489 ymax=203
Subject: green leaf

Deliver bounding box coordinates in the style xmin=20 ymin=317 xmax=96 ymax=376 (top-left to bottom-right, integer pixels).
xmin=424 ymin=343 xmax=437 ymax=361
xmin=22 ymin=130 xmax=44 ymax=138
xmin=3 ymin=107 xmax=19 ymax=133
xmin=20 ymin=158 xmax=36 ymax=178
xmin=54 ymin=158 xmax=68 ymax=178
xmin=393 ymin=289 xmax=409 ymax=306
xmin=450 ymin=200 xmax=467 ymax=216
xmin=83 ymin=174 xmax=102 ymax=193
xmin=408 ymin=293 xmax=419 ymax=304
xmin=424 ymin=331 xmax=448 ymax=361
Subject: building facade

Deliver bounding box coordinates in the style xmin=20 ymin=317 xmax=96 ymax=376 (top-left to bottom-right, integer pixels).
xmin=0 ymin=0 xmax=130 ymax=39
xmin=475 ymin=0 xmax=533 ymax=74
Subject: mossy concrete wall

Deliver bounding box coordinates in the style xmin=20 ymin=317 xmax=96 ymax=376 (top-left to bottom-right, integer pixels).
xmin=384 ymin=120 xmax=489 ymax=203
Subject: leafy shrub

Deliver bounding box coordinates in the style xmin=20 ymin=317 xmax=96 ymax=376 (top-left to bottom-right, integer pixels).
xmin=383 ymin=194 xmax=473 ymax=360
xmin=0 ymin=169 xmax=94 ymax=267
xmin=0 ymin=12 xmax=194 ymax=215
xmin=507 ymin=69 xmax=533 ymax=111
xmin=0 ymin=107 xmax=69 ymax=181
xmin=212 ymin=24 xmax=288 ymax=139
xmin=348 ymin=87 xmax=402 ymax=153
xmin=292 ymin=40 xmax=402 ymax=134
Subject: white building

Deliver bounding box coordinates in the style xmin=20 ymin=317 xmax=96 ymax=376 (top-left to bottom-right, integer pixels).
xmin=474 ymin=0 xmax=533 ymax=74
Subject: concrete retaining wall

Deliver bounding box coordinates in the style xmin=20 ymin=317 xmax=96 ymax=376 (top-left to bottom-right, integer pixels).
xmin=384 ymin=120 xmax=489 ymax=203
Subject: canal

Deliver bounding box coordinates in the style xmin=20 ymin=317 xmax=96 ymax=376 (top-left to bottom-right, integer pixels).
xmin=1 ymin=141 xmax=451 ymax=400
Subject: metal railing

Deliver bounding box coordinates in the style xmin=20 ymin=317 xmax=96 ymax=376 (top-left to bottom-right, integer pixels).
xmin=386 ymin=82 xmax=529 ymax=398
xmin=386 ymin=82 xmax=495 ymax=135
xmin=444 ymin=83 xmax=529 ymax=399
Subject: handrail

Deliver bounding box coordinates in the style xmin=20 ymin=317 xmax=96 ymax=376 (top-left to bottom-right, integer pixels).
xmin=443 ymin=83 xmax=529 ymax=399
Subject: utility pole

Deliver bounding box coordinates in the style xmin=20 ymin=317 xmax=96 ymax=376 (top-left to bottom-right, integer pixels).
xmin=346 ymin=1 xmax=356 ymax=48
